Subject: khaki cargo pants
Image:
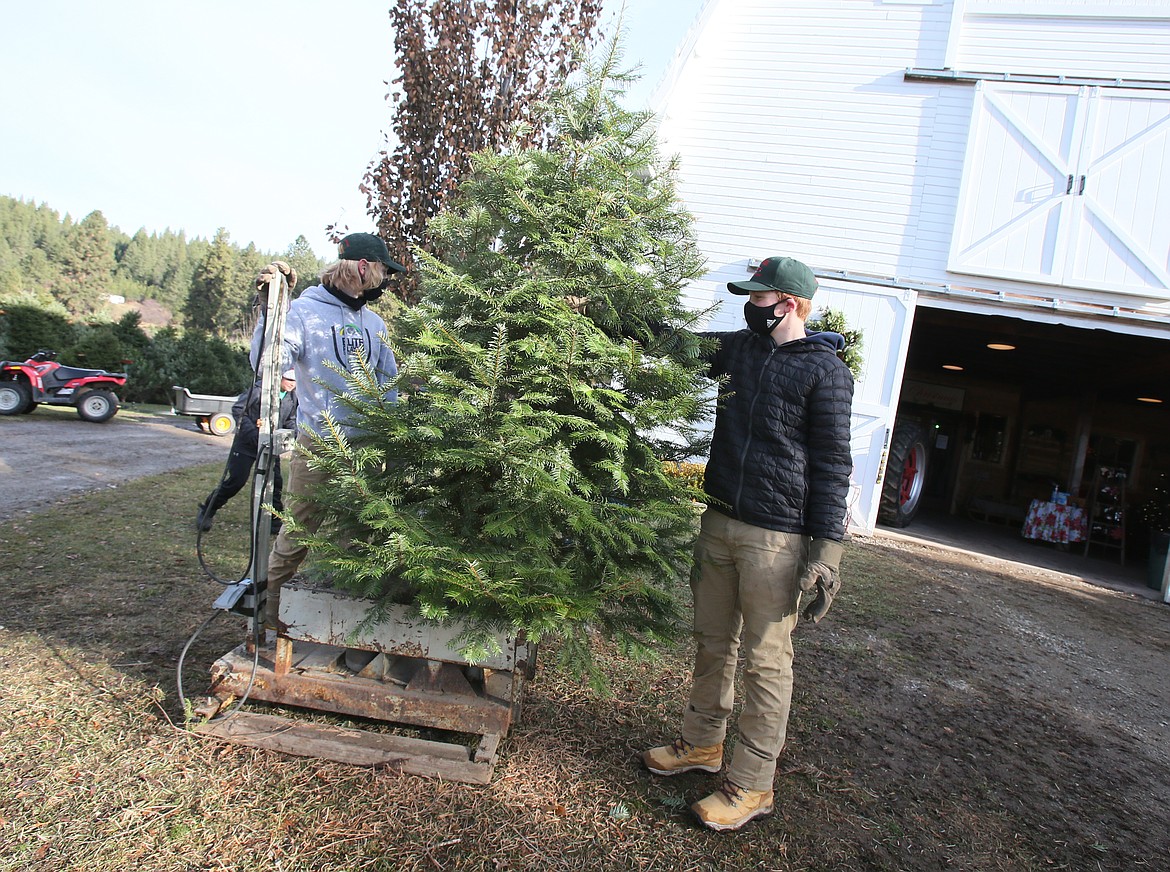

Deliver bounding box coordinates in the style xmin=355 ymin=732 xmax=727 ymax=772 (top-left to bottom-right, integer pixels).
xmin=265 ymin=435 xmax=329 ymax=621
xmin=681 ymin=509 xmax=805 ymax=792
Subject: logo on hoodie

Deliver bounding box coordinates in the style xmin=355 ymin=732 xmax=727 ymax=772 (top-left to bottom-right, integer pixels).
xmin=334 ymin=324 xmax=368 ymax=368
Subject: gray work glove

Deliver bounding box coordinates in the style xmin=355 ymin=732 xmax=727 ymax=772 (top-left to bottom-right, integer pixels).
xmin=798 ymin=539 xmax=844 ymax=624
xmin=255 ymin=261 xmax=297 ymax=306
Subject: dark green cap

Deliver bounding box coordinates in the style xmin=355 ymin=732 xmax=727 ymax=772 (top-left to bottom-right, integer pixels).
xmin=727 ymin=256 xmax=817 ymax=299
xmin=338 ymin=232 xmax=406 ymax=273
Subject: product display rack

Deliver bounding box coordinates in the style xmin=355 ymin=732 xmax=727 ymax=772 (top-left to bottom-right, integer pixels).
xmin=1083 ymin=466 xmax=1126 ymax=564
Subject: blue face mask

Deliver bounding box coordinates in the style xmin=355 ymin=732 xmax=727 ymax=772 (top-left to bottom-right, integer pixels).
xmin=744 ymin=301 xmax=784 ymax=337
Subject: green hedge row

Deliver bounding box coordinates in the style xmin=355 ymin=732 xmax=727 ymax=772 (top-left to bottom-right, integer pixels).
xmin=0 ymin=303 xmax=252 ymax=403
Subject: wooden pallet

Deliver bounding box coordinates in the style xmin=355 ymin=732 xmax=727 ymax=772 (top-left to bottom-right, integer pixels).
xmin=196 ymin=710 xmax=501 ymax=783
xmin=193 ymin=584 xmax=532 ymax=784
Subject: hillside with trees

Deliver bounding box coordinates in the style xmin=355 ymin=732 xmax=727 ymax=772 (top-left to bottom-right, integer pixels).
xmin=0 ymin=195 xmax=326 ymax=402
xmin=0 ymin=195 xmax=324 ymax=331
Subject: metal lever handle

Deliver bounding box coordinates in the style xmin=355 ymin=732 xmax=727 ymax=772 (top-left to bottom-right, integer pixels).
xmin=1067 ymin=174 xmax=1074 ymax=195
xmin=1078 ymin=175 xmax=1086 ymax=195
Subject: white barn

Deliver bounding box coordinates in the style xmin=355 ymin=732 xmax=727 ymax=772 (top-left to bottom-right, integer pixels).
xmin=652 ymin=0 xmax=1170 ymax=585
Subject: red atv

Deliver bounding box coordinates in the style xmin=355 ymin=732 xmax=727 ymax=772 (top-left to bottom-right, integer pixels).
xmin=0 ymin=350 xmax=127 ymax=422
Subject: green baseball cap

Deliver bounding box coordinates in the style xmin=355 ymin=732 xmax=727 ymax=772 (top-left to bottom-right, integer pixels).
xmin=727 ymin=256 xmax=817 ymax=299
xmin=338 ymin=232 xmax=406 ymax=273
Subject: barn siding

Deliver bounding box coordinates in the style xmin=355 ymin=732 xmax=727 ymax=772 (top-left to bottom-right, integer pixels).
xmin=958 ymin=0 xmax=1170 ymax=76
xmin=655 ymin=0 xmax=1170 ymax=330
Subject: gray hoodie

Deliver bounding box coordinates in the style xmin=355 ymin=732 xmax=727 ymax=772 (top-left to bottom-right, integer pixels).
xmin=250 ymin=284 xmax=397 ymax=439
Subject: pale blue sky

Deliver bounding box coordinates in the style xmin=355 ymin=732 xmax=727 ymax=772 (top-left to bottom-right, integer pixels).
xmin=0 ymin=0 xmax=707 ymax=260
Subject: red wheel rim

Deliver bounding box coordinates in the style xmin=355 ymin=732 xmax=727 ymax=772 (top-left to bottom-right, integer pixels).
xmin=900 ymin=451 xmax=919 ymax=506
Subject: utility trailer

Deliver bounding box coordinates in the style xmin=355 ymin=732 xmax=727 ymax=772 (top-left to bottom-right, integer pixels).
xmin=194 ymin=582 xmax=535 ymax=784
xmin=171 ymin=385 xmax=238 ymax=436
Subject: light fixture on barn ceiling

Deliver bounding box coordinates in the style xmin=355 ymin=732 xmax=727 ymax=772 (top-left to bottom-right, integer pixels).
xmin=987 ymin=343 xmax=1016 ymax=351
xmin=942 ymin=364 xmax=964 ymax=371
xmin=1137 ymin=397 xmax=1164 ymax=404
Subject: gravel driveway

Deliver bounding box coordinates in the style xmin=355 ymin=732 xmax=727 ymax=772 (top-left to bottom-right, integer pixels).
xmin=0 ymin=405 xmax=229 ymax=519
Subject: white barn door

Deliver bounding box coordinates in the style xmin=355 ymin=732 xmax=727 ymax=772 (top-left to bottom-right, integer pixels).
xmin=948 ymin=83 xmax=1085 ymax=285
xmin=812 ymin=280 xmax=918 ymax=535
xmin=950 ymin=82 xmax=1170 ymax=297
xmin=1068 ymin=89 xmax=1170 ymax=294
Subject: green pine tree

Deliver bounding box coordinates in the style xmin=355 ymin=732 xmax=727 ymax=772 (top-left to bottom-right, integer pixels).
xmin=297 ymin=46 xmax=718 ymax=686
xmin=808 ymin=308 xmax=864 ymax=380
xmin=160 ymin=230 xmax=200 ymax=314
xmin=56 ymin=210 xmax=115 ymax=315
xmin=184 ymin=228 xmax=238 ymax=335
xmin=117 ymin=228 xmax=166 ymax=288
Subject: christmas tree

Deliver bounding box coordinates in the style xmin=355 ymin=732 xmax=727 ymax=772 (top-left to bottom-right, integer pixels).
xmin=297 ymin=46 xmax=717 ymax=684
xmin=1138 ymin=472 xmax=1170 ymax=533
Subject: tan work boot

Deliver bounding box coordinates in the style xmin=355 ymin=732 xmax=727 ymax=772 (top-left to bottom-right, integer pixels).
xmin=642 ymin=737 xmax=723 ymax=776
xmin=691 ymin=778 xmax=774 ymax=832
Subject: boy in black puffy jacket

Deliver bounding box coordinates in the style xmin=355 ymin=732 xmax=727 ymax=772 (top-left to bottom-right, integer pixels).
xmin=643 ymin=256 xmax=854 ymax=832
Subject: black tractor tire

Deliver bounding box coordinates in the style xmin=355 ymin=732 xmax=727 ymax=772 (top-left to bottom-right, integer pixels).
xmin=0 ymin=381 xmax=32 ymax=415
xmin=76 ymin=389 xmax=119 ymax=423
xmin=21 ymin=402 xmax=38 ymax=413
xmin=878 ymin=419 xmax=929 ymax=528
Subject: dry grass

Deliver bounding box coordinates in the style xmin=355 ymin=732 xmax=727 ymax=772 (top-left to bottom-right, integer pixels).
xmin=2 ymin=465 xmax=1166 ymax=871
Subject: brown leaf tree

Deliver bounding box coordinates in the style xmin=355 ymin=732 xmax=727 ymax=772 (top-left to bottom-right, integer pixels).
xmin=362 ymin=0 xmax=603 ymax=302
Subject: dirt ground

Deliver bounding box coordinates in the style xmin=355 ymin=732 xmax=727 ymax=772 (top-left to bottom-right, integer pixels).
xmin=814 ymin=535 xmax=1170 ymax=870
xmin=2 ymin=412 xmax=1169 ymax=870
xmin=0 ymin=404 xmax=226 ymax=517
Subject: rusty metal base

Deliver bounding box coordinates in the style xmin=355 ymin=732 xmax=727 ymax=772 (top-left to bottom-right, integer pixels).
xmin=195 ymin=639 xmax=524 ymax=784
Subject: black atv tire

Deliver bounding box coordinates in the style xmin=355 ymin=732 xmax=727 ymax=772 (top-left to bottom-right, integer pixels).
xmin=21 ymin=402 xmax=38 ymax=413
xmin=77 ymin=389 xmax=119 ymax=423
xmin=0 ymin=381 xmax=32 ymax=415
xmin=878 ymin=419 xmax=929 ymax=528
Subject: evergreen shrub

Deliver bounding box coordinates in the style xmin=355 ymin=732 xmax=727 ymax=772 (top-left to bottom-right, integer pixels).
xmin=0 ymin=301 xmax=252 ymax=403
xmin=0 ymin=302 xmax=76 ymax=360
xmin=297 ymin=50 xmax=719 ymax=685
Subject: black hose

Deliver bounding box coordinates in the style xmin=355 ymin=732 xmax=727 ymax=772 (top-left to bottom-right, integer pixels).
xmin=175 ymin=608 xmax=261 ymax=725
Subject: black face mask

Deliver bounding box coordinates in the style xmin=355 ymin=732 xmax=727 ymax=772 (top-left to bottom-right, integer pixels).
xmin=744 ymin=301 xmax=783 ymax=337
xmin=363 ymin=271 xmax=396 ymax=304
